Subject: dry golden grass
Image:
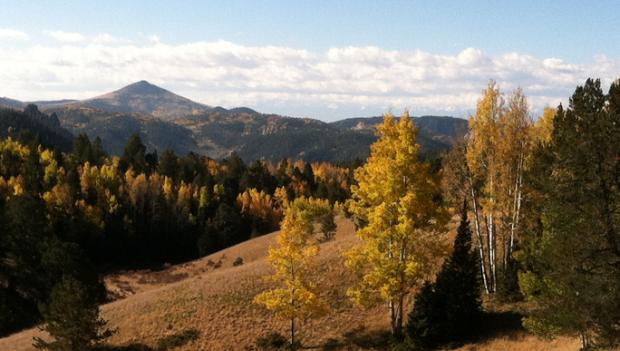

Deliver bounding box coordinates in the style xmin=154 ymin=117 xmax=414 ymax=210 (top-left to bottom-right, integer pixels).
xmin=0 ymin=217 xmax=580 ymax=351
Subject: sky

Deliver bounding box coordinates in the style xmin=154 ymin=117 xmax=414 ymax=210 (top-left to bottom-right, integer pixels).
xmin=0 ymin=0 xmax=619 ymax=121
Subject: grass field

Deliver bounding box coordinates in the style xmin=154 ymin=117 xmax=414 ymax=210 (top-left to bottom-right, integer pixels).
xmin=0 ymin=217 xmax=579 ymax=350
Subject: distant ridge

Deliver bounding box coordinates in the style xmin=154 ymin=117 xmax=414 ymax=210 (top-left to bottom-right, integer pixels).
xmin=0 ymin=81 xmax=467 ymax=161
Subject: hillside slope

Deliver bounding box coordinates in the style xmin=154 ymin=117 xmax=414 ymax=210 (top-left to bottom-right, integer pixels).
xmin=0 ymin=217 xmax=578 ymax=351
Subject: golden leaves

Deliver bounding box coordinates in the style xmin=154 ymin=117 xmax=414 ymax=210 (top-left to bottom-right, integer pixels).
xmin=346 ymin=112 xmax=448 ymax=308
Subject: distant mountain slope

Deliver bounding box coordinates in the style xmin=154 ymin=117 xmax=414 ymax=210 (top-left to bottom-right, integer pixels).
xmin=1 ymin=81 xmax=466 ymax=161
xmin=0 ymin=97 xmax=25 ymax=110
xmin=47 ymin=106 xmax=198 ymax=155
xmin=331 ymin=115 xmax=468 ymax=141
xmin=0 ymin=105 xmax=74 ymax=151
xmin=176 ymin=109 xmax=455 ymax=161
xmin=73 ymin=80 xmax=210 ymax=121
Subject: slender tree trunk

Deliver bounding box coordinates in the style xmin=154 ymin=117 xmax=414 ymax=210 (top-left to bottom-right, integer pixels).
xmin=580 ymin=330 xmax=592 ymax=350
xmin=396 ymin=296 xmax=404 ymax=338
xmin=291 ymin=317 xmax=295 ymax=348
xmin=389 ymin=298 xmax=404 ymax=338
xmin=487 ymin=212 xmax=496 ymax=292
xmin=389 ymin=300 xmax=396 ymax=336
xmin=507 ymin=151 xmax=524 ymax=267
xmin=470 ymin=186 xmax=490 ymax=293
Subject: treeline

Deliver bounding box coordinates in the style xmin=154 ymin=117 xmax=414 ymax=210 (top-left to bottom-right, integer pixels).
xmin=0 ymin=129 xmax=353 ymax=336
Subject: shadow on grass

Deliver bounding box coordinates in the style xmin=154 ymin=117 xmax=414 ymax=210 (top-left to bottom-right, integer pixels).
xmin=100 ymin=328 xmax=200 ymax=351
xmin=307 ymin=325 xmax=391 ymax=350
xmin=315 ymin=311 xmax=525 ymax=350
xmin=475 ymin=310 xmax=525 ymax=342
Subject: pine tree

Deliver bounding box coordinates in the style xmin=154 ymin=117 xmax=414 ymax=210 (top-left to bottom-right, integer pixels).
xmin=33 ymin=276 xmax=113 ymax=351
xmin=121 ymin=134 xmax=147 ymax=174
xmin=158 ymin=149 xmax=178 ymax=179
xmin=519 ymin=78 xmax=620 ymax=349
xmin=346 ymin=112 xmax=449 ymax=337
xmin=254 ymin=198 xmax=330 ymax=348
xmin=407 ymin=204 xmax=482 ymax=347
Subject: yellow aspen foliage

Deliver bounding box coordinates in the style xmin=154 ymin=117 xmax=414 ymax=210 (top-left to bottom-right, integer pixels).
xmin=346 ymin=112 xmax=448 ymax=336
xmin=8 ymin=175 xmax=24 ymax=196
xmin=147 ymin=173 xmax=163 ymax=199
xmin=254 ymin=197 xmax=330 ymax=346
xmin=466 ymin=82 xmax=503 ymax=292
xmin=532 ymin=107 xmax=556 ymax=144
xmin=198 ymin=186 xmax=210 ymax=210
xmin=274 ymin=186 xmax=290 ymax=210
xmin=213 ymin=183 xmax=225 ymax=200
xmin=43 ymin=183 xmax=74 ymax=210
xmin=465 ymin=83 xmax=533 ymax=293
xmin=40 ymin=149 xmax=63 ymax=186
xmin=76 ymin=199 xmax=104 ymax=229
xmin=176 ymin=182 xmax=192 ymax=215
xmin=163 ymin=176 xmax=175 ymax=202
xmin=0 ymin=138 xmax=30 ymax=159
xmin=127 ymin=173 xmax=148 ymax=208
xmin=237 ymin=188 xmax=282 ymax=234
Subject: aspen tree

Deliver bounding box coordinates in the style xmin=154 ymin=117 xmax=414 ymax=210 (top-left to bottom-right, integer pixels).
xmin=346 ymin=112 xmax=448 ymax=337
xmin=254 ymin=198 xmax=330 ymax=347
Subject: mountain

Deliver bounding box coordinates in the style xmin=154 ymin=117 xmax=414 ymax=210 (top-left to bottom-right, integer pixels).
xmin=1 ymin=82 xmax=467 ymax=162
xmin=72 ymin=80 xmax=211 ymax=121
xmin=0 ymin=105 xmax=74 ymax=151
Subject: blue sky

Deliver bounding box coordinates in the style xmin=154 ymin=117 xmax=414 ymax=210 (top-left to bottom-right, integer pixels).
xmin=0 ymin=1 xmax=619 ymax=120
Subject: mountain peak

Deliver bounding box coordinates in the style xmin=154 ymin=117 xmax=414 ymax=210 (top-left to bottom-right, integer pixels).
xmin=117 ymin=80 xmax=169 ymax=95
xmin=78 ymin=81 xmax=210 ymax=120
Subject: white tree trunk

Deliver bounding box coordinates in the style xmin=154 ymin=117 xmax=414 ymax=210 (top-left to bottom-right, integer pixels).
xmin=470 ymin=187 xmax=490 ymax=293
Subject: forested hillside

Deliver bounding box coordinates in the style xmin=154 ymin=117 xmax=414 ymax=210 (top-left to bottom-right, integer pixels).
xmin=0 ymin=130 xmax=352 ymax=337
xmin=0 ymin=106 xmax=73 ymax=151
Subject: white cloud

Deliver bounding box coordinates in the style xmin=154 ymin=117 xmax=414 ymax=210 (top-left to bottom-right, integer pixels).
xmin=147 ymin=35 xmax=160 ymax=44
xmin=0 ymin=38 xmax=619 ymax=119
xmin=43 ymin=30 xmax=86 ymax=43
xmin=0 ymin=28 xmax=29 ymax=41
xmin=91 ymin=33 xmax=131 ymax=45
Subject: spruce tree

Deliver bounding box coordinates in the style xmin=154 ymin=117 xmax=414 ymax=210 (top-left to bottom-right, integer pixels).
xmin=33 ymin=276 xmax=113 ymax=351
xmin=407 ymin=203 xmax=482 ymax=347
xmin=121 ymin=133 xmax=147 ymax=173
xmin=519 ymin=78 xmax=620 ymax=349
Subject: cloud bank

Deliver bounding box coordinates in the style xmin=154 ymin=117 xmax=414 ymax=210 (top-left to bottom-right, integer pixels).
xmin=0 ymin=28 xmax=29 ymax=41
xmin=1 ymin=30 xmax=619 ymax=120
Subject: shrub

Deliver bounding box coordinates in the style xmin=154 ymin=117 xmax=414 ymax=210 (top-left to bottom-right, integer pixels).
xmin=233 ymin=257 xmax=244 ymax=266
xmin=319 ymin=213 xmax=337 ymax=242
